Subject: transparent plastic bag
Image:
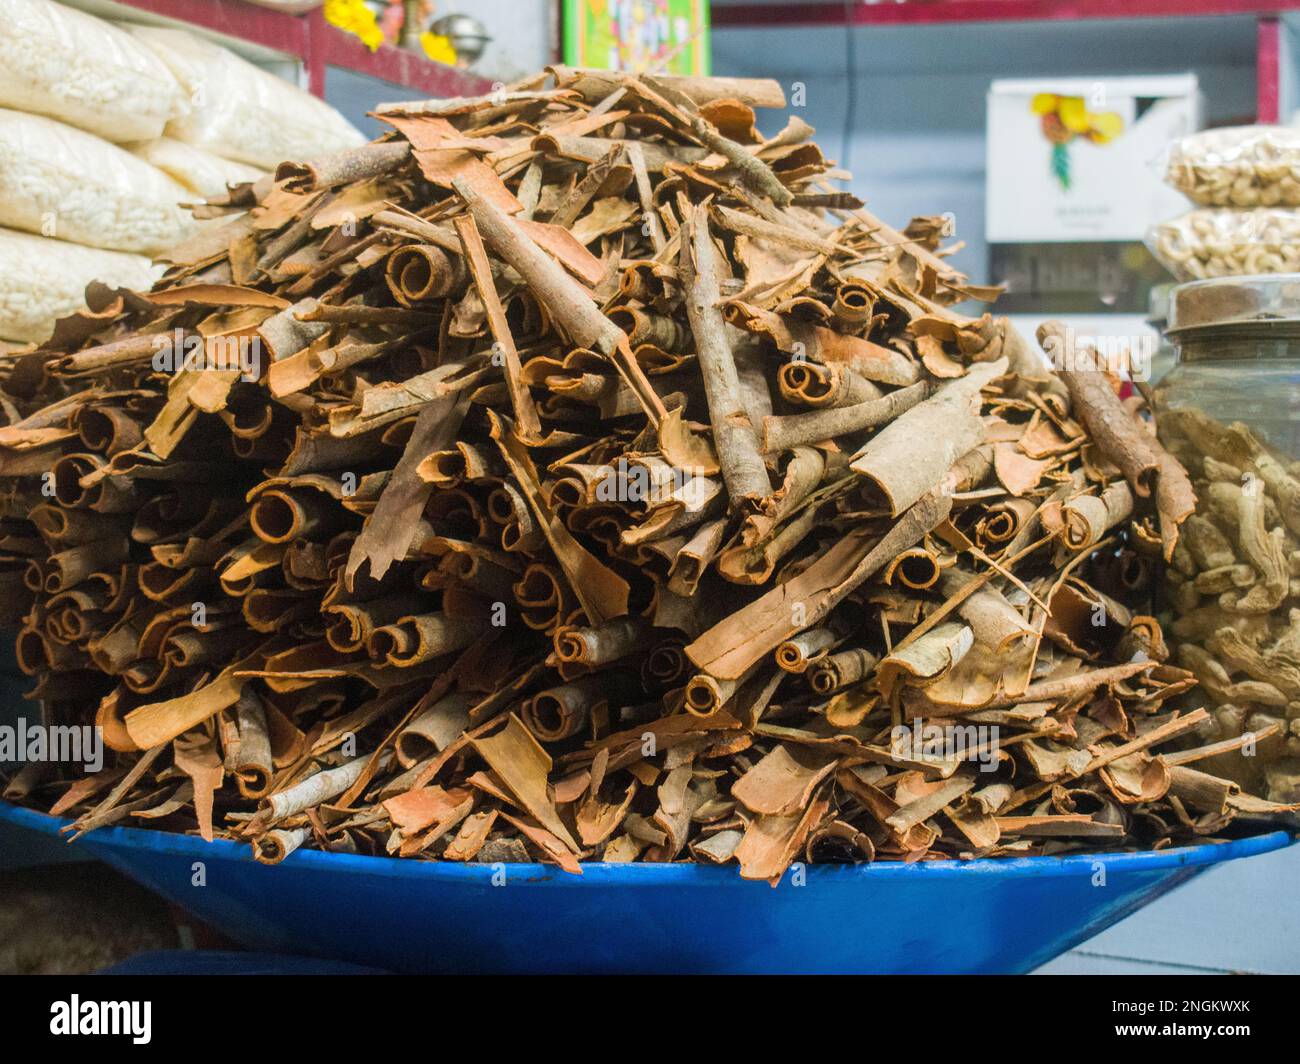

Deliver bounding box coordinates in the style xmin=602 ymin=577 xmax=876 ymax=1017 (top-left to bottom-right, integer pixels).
xmin=129 ymin=25 xmax=366 ymax=170
xmin=1165 ymin=125 xmax=1300 ymax=207
xmin=1147 ymin=207 xmax=1300 ymax=281
xmin=130 ymin=137 xmax=267 ymax=199
xmin=0 ymin=0 xmax=183 ymax=143
xmin=0 ymin=109 xmax=199 ymax=256
xmin=0 ymin=227 xmax=158 ymax=344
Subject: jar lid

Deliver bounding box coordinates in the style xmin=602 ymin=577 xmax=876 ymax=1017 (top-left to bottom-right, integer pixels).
xmin=1167 ymin=274 xmax=1300 ymax=335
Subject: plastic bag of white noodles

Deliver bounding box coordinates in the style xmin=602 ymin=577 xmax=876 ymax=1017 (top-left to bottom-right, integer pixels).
xmin=1147 ymin=207 xmax=1300 ymax=281
xmin=1166 ymin=125 xmax=1300 ymax=207
xmin=128 ymin=25 xmax=366 ymax=170
xmin=0 ymin=228 xmax=159 ymax=344
xmin=0 ymin=0 xmax=184 ymax=143
xmin=0 ymin=109 xmax=199 ymax=257
xmin=130 ymin=137 xmax=267 ymax=199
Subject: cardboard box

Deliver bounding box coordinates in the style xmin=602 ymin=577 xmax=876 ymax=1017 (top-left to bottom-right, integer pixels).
xmin=987 ymin=75 xmax=1200 ymax=243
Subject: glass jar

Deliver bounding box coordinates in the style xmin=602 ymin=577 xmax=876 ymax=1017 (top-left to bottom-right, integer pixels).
xmin=1144 ymin=282 xmax=1177 ymax=387
xmin=1157 ymin=275 xmax=1300 ymax=454
xmin=1153 ymin=275 xmax=1300 ymax=801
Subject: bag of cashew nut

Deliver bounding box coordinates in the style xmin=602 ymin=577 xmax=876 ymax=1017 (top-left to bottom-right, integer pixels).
xmin=1148 ymin=207 xmax=1300 ymax=281
xmin=1166 ymin=125 xmax=1300 ymax=207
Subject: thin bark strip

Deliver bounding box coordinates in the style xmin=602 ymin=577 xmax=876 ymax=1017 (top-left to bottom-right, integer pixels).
xmin=681 ymin=203 xmax=771 ymax=505
xmin=453 ymin=213 xmax=543 ymax=439
xmin=762 ymin=381 xmax=928 ymax=453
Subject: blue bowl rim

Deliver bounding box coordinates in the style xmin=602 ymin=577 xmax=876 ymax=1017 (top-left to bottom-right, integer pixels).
xmin=3 ymin=798 xmax=1294 ymax=885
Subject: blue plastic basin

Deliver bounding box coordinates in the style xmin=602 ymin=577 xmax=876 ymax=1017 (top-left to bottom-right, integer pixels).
xmin=2 ymin=801 xmax=1292 ymax=973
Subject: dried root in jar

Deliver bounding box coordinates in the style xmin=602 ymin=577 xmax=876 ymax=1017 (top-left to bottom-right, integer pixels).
xmin=1159 ymin=408 xmax=1300 ymax=798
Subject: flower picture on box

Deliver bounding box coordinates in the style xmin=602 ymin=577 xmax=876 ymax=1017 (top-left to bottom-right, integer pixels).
xmin=1032 ymin=92 xmax=1125 ymax=191
xmin=987 ymin=76 xmax=1199 ymax=244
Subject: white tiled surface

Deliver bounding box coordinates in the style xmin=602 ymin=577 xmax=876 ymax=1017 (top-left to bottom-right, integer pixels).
xmin=1034 ymin=843 xmax=1300 ymax=975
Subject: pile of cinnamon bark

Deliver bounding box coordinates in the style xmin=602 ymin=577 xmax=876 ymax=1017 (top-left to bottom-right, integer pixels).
xmin=0 ymin=67 xmax=1292 ymax=879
